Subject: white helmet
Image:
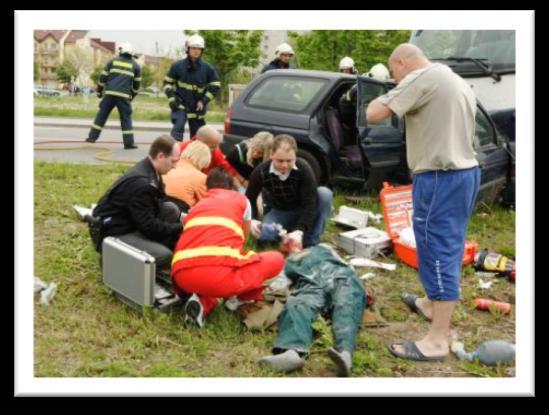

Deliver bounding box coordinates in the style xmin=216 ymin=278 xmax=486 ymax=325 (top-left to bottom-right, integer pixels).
xmin=275 ymin=42 xmax=294 ymax=58
xmin=186 ymin=34 xmax=205 ymax=49
xmin=339 ymin=56 xmax=355 ymax=70
xmin=365 ymin=63 xmax=390 ymax=81
xmin=118 ymin=42 xmax=133 ymax=55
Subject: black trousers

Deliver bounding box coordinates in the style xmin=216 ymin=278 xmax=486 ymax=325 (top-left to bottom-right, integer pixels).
xmin=88 ymin=95 xmax=135 ymax=147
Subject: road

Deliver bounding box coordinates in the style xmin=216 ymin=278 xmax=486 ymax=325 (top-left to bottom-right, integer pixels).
xmin=34 ymin=120 xmax=222 ymax=165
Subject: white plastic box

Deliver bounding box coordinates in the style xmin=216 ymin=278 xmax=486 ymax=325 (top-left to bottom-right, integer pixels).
xmin=338 ymin=227 xmax=392 ymax=258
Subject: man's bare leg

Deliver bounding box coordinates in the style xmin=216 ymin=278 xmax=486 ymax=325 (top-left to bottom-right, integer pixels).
xmin=393 ymin=300 xmax=455 ymax=357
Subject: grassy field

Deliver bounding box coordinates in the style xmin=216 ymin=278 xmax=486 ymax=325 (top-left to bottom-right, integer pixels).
xmin=34 ymin=95 xmax=226 ymax=123
xmin=34 ymin=161 xmax=516 ymax=378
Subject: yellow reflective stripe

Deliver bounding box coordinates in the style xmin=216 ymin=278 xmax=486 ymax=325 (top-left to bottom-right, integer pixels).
xmin=172 ymin=246 xmax=256 ymax=265
xmin=163 ymin=84 xmax=174 ymax=90
xmin=184 ymin=217 xmax=244 ymax=240
xmin=177 ymin=81 xmax=193 ymax=90
xmin=177 ymin=81 xmax=205 ymax=93
xmin=197 ymin=115 xmax=206 ymax=120
xmin=186 ymin=113 xmax=197 ymax=119
xmin=91 ymin=124 xmax=103 ymax=130
xmin=112 ymin=60 xmax=133 ymax=69
xmin=97 ymin=81 xmax=105 ymax=86
xmin=178 ymin=104 xmax=186 ymax=110
xmin=132 ymin=89 xmax=139 ymax=93
xmin=104 ymin=90 xmax=130 ymax=98
xmin=208 ymin=81 xmax=221 ymax=87
xmin=205 ymin=91 xmax=214 ymax=101
xmin=122 ymin=130 xmax=134 ymax=134
xmin=134 ymin=77 xmax=142 ymax=81
xmin=110 ymin=68 xmax=135 ymax=77
xmin=168 ymin=97 xmax=175 ymax=102
xmin=164 ymin=75 xmax=174 ymax=82
xmin=101 ymin=70 xmax=109 ymax=76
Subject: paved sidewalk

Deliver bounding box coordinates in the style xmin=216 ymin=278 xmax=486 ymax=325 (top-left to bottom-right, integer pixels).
xmin=34 ymin=116 xmax=223 ymax=132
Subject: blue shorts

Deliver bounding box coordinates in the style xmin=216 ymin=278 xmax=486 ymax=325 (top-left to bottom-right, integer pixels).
xmin=412 ymin=167 xmax=480 ymax=301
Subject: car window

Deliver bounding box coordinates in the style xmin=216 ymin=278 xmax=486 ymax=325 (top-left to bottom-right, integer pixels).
xmin=247 ymin=76 xmax=327 ymax=112
xmin=475 ymin=108 xmax=496 ymax=147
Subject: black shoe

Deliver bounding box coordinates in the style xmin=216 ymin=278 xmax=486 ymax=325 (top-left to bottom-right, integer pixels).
xmin=85 ymin=137 xmax=96 ymax=143
xmin=124 ymin=144 xmax=138 ymax=150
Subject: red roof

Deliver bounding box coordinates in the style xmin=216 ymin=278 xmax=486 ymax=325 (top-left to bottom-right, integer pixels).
xmin=64 ymin=30 xmax=88 ymax=43
xmin=90 ymin=38 xmax=115 ymax=53
xmin=34 ymin=30 xmax=67 ymax=42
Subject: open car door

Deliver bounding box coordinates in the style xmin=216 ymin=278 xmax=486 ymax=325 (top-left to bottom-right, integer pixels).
xmin=356 ymin=76 xmax=406 ymax=189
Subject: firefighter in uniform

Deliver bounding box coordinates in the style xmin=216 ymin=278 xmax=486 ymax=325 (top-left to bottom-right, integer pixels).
xmin=86 ymin=42 xmax=141 ymax=149
xmin=163 ymin=34 xmax=221 ymax=141
xmin=261 ymin=42 xmax=295 ymax=73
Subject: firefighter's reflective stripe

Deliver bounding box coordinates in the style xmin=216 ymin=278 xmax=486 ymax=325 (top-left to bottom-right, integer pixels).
xmin=91 ymin=124 xmax=103 ymax=130
xmin=122 ymin=130 xmax=134 ymax=135
xmin=184 ymin=216 xmax=244 ymax=240
xmin=172 ymin=246 xmax=256 ymax=266
xmin=164 ymin=84 xmax=174 ymax=91
xmin=197 ymin=114 xmax=206 ymax=120
xmin=186 ymin=112 xmax=197 ymax=119
xmin=97 ymin=81 xmax=105 ymax=86
xmin=112 ymin=60 xmax=134 ymax=69
xmin=110 ymin=68 xmax=135 ymax=77
xmin=134 ymin=77 xmax=142 ymax=82
xmin=164 ymin=75 xmax=175 ymax=83
xmin=205 ymin=91 xmax=214 ymax=101
xmin=105 ymin=90 xmax=131 ymax=99
xmin=208 ymin=81 xmax=221 ymax=87
xmin=101 ymin=70 xmax=109 ymax=76
xmin=177 ymin=81 xmax=205 ymax=93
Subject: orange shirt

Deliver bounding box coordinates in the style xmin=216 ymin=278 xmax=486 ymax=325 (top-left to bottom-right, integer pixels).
xmin=163 ymin=159 xmax=207 ymax=208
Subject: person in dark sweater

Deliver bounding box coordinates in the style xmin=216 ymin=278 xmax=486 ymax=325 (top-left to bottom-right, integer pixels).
xmin=245 ymin=134 xmax=333 ymax=249
xmin=90 ymin=135 xmax=183 ymax=267
xmin=226 ymin=131 xmax=274 ymax=183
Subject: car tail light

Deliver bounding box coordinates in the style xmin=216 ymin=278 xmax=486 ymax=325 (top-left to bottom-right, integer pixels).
xmin=224 ymin=106 xmax=232 ymax=134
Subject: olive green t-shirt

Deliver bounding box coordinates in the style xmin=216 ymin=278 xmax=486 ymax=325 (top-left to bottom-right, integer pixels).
xmin=377 ymin=63 xmax=478 ymax=174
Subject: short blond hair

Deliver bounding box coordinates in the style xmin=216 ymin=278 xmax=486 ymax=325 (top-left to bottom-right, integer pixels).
xmin=181 ymin=141 xmax=212 ymax=170
xmin=247 ymin=131 xmax=274 ymax=166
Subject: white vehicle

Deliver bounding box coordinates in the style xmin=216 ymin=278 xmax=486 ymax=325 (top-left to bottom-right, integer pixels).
xmin=410 ymin=30 xmax=515 ymax=112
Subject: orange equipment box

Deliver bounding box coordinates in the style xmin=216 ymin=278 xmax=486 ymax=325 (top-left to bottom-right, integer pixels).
xmin=379 ymin=182 xmax=478 ymax=269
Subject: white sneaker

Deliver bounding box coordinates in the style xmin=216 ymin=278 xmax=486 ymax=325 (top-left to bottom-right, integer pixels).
xmin=224 ymin=296 xmax=254 ymax=311
xmin=184 ymin=294 xmax=205 ymax=328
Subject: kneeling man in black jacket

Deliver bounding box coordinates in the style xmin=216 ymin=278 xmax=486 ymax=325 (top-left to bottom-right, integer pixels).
xmin=90 ymin=135 xmax=183 ymax=267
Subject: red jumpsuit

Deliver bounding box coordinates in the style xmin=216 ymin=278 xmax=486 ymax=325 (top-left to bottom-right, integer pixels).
xmin=171 ymin=188 xmax=284 ymax=316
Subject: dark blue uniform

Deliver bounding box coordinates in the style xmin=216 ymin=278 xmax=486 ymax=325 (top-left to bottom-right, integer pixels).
xmin=87 ymin=54 xmax=141 ymax=148
xmin=163 ymin=57 xmax=220 ymax=140
xmin=261 ymin=59 xmax=291 ymax=74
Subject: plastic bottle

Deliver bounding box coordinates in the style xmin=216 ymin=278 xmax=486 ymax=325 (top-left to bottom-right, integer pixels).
xmin=451 ymin=340 xmax=515 ymax=366
xmin=475 ymin=298 xmax=512 ymax=314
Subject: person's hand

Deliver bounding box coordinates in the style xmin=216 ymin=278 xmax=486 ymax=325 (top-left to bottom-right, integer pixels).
xmin=196 ymin=101 xmax=204 ymax=112
xmin=284 ymin=230 xmax=303 ymax=253
xmin=250 ymin=219 xmax=262 ymax=239
xmin=96 ymin=91 xmax=103 ymax=99
xmin=169 ymin=99 xmax=180 ymax=112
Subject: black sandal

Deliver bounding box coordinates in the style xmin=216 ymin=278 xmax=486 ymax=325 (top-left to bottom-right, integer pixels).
xmin=401 ymin=292 xmax=431 ymax=321
xmin=388 ymin=341 xmax=446 ymax=362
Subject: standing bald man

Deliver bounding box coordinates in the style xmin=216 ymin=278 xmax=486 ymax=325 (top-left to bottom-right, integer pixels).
xmin=367 ymin=44 xmax=480 ymax=362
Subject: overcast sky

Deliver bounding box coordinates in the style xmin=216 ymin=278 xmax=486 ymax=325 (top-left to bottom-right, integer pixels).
xmin=88 ymin=30 xmax=186 ymax=57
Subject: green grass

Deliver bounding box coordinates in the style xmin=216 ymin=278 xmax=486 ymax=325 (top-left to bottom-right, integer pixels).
xmin=34 ymin=162 xmax=516 ymax=377
xmin=34 ymin=95 xmax=226 ymax=123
